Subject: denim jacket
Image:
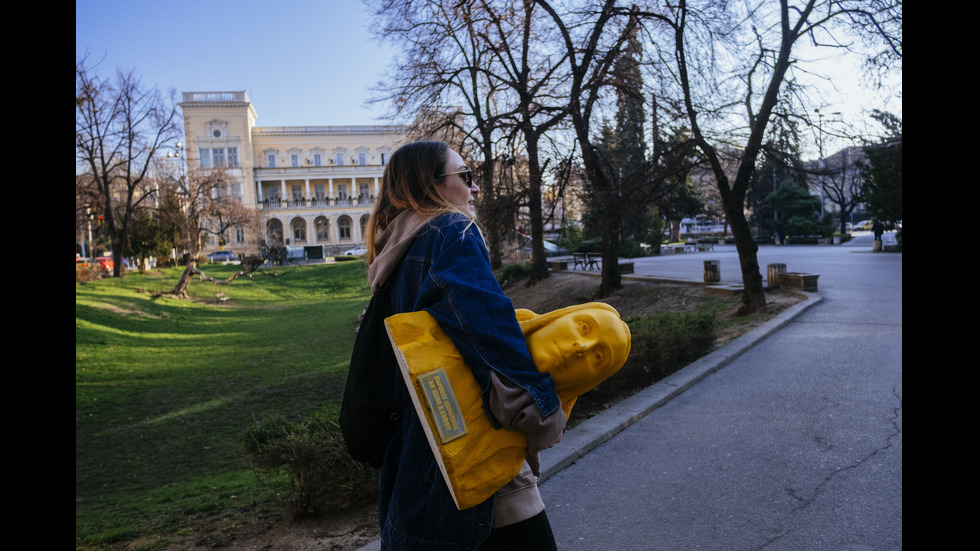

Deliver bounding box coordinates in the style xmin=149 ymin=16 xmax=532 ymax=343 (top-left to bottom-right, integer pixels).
xmin=376 ymin=213 xmax=560 ymax=550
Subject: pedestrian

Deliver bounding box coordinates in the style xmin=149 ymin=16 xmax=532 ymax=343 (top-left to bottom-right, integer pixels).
xmin=366 ymin=141 xmax=565 ymax=550
xmin=872 ymin=220 xmax=884 ymax=241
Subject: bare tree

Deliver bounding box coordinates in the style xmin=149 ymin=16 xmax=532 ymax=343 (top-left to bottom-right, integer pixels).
xmin=368 ymin=0 xmax=518 ymax=269
xmin=368 ymin=0 xmax=574 ymax=282
xmin=76 ymin=61 xmax=180 ymax=277
xmin=536 ymin=0 xmax=646 ymax=297
xmin=632 ymin=0 xmax=902 ymax=313
xmin=157 ymin=159 xmax=262 ymax=298
xmin=809 ymin=145 xmax=865 ymax=235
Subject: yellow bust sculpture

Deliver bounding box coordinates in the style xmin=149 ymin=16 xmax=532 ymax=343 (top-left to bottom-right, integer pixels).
xmin=384 ymin=302 xmax=631 ymax=510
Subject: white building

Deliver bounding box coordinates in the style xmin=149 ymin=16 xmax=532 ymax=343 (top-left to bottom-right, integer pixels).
xmin=178 ymin=91 xmax=409 ymax=257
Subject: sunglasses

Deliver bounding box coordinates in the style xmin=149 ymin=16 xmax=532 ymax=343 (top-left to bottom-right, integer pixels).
xmin=435 ymin=168 xmax=473 ymax=186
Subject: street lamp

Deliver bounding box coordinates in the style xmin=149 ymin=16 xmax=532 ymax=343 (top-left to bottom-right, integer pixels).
xmin=814 ymin=109 xmax=841 ymax=219
xmin=167 ymin=142 xmax=183 ymax=159
xmin=165 ymin=142 xmax=186 ymax=264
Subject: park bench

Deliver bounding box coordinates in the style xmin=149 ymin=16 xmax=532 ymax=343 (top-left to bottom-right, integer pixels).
xmin=573 ymin=252 xmax=600 ymax=271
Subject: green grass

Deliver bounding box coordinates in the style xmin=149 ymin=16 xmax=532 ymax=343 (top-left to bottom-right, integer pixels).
xmin=77 ymin=262 xmax=785 ymax=548
xmin=76 ymin=262 xmax=370 ymax=548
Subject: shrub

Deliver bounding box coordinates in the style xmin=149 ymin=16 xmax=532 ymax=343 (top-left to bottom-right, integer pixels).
xmin=242 ymin=406 xmax=378 ymax=516
xmin=618 ymin=237 xmax=646 ymax=258
xmin=75 ymin=264 xmax=104 ymax=282
xmin=573 ymin=237 xmax=646 ymax=258
xmin=569 ymin=311 xmax=717 ymax=423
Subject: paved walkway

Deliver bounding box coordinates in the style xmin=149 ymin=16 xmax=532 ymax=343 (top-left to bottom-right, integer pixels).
xmin=360 ymin=233 xmax=901 ymax=550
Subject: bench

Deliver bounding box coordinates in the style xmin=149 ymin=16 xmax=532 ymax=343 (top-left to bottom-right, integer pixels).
xmin=214 ymin=292 xmax=230 ymax=304
xmin=573 ymin=252 xmax=600 ymax=271
xmin=778 ymin=272 xmax=819 ymax=291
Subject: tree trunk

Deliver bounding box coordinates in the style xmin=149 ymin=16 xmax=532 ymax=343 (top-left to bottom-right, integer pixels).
xmin=597 ymin=212 xmax=622 ymax=298
xmin=724 ymin=195 xmax=766 ymax=314
xmin=525 ymin=131 xmax=550 ymax=285
xmin=171 ymin=259 xmax=197 ymax=298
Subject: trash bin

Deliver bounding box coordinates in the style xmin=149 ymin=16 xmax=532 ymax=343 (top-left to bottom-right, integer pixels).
xmin=703 ymin=260 xmax=720 ymax=283
xmin=767 ymin=263 xmax=787 ymax=289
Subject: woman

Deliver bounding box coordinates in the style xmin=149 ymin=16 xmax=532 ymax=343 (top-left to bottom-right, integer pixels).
xmin=367 ymin=141 xmax=565 ymax=550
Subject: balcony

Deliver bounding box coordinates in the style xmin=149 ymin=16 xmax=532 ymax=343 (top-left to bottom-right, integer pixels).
xmin=256 ymin=196 xmax=375 ymax=211
xmin=254 ymin=165 xmax=382 ymax=178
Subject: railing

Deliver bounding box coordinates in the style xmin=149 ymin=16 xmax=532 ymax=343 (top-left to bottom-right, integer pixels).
xmin=182 ymin=91 xmax=248 ymax=103
xmin=256 ymin=197 xmax=375 ymax=210
xmin=254 ymin=165 xmax=384 ymax=176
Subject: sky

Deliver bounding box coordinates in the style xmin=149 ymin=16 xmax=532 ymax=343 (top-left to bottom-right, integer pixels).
xmin=76 ymin=0 xmax=397 ymax=127
xmin=76 ymin=0 xmax=900 ymax=156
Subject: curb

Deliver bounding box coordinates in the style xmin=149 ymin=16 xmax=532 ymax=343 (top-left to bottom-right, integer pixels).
xmin=358 ymin=290 xmax=822 ymax=551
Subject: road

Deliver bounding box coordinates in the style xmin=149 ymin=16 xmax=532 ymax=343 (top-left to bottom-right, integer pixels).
xmin=540 ymin=234 xmax=902 ymax=550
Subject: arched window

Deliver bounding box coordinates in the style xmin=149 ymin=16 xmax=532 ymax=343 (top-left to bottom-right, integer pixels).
xmin=315 ymin=216 xmax=330 ymax=243
xmin=338 ymin=216 xmax=352 ymax=241
xmin=266 ymin=218 xmax=284 ymax=247
xmin=291 ymin=217 xmax=307 ymax=243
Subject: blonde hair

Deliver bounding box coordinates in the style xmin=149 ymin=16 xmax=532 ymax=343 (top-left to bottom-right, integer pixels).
xmin=368 ymin=141 xmax=484 ymax=262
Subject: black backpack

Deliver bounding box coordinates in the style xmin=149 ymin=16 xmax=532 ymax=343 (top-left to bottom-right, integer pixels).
xmin=339 ymin=287 xmax=401 ymax=468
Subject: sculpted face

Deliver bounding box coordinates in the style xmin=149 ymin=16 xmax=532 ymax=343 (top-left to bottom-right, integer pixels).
xmin=525 ymin=307 xmax=630 ymax=389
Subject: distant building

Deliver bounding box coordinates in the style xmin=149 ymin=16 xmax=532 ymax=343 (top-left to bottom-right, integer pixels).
xmin=178 ymin=91 xmax=410 ymax=257
xmin=805 ymin=146 xmax=868 ymax=222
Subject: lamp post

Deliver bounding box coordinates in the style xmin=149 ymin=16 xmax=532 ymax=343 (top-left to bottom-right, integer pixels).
xmin=166 ymin=142 xmax=186 ymax=264
xmin=814 ymin=109 xmax=841 ymax=219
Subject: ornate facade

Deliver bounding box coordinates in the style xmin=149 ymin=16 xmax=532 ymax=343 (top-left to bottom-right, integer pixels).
xmin=179 ymin=91 xmax=409 ymax=257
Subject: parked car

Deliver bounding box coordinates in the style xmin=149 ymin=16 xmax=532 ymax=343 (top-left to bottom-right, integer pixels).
xmin=345 ymin=246 xmax=369 ymax=256
xmin=207 ymin=250 xmax=237 ymax=262
xmin=854 ymin=220 xmax=874 ymax=231
xmin=94 ymin=256 xmax=114 ymax=272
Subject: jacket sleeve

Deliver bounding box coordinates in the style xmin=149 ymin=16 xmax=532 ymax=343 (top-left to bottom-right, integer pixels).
xmin=414 ymin=215 xmax=562 ymax=422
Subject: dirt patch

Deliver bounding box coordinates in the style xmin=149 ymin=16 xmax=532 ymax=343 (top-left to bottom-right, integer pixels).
xmin=149 ymin=273 xmax=804 ymax=551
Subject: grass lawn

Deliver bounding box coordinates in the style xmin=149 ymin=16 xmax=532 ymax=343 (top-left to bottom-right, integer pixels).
xmin=76 ymin=261 xmax=371 ymax=547
xmin=77 ymin=261 xmax=791 ymax=549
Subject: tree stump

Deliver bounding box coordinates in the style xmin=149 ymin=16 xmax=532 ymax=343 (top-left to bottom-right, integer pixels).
xmin=767 ymin=263 xmax=787 ymax=289
xmin=703 ymin=260 xmax=720 ymax=283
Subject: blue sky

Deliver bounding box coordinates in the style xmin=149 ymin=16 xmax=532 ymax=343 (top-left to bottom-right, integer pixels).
xmin=76 ymin=0 xmax=396 ymax=127
xmin=77 ymin=0 xmax=899 ymax=153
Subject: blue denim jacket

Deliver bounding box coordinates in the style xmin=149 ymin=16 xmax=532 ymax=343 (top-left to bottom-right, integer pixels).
xmin=377 ymin=213 xmax=560 ymax=550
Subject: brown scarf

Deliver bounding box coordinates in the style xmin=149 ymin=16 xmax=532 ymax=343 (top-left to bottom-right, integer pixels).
xmin=368 ymin=210 xmax=430 ymax=293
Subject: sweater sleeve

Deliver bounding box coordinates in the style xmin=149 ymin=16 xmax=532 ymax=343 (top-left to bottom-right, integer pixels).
xmin=487 ymin=371 xmax=566 ymax=454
